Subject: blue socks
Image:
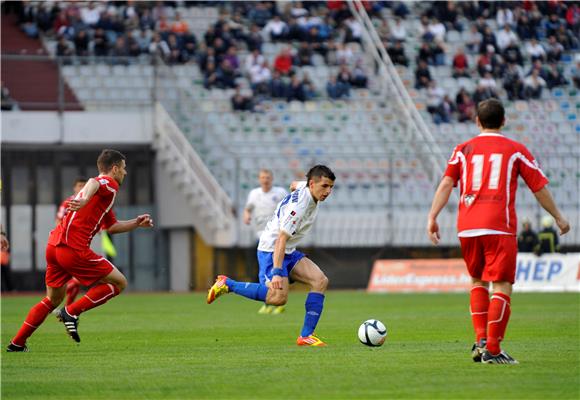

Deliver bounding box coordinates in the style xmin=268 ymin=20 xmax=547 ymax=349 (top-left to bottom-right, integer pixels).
xmin=300 ymin=292 xmax=325 ymax=337
xmin=226 ymin=278 xmax=268 ymax=302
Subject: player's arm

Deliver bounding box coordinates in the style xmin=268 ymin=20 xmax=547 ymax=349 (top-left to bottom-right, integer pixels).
xmin=67 ymin=178 xmax=100 ymax=211
xmin=271 ymin=230 xmax=290 ymax=290
xmin=107 ymin=214 xmax=154 ymax=234
xmin=243 ymin=207 xmax=252 ymax=225
xmin=427 ymin=176 xmax=455 ymax=245
xmin=533 ymin=187 xmax=570 ymax=235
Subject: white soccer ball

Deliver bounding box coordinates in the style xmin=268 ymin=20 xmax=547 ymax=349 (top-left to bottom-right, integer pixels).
xmin=358 ymin=319 xmax=387 ymax=347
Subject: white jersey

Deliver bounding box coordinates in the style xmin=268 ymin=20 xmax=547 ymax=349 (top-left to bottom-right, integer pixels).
xmin=245 ymin=186 xmax=288 ymax=239
xmin=258 ymin=181 xmax=318 ymax=254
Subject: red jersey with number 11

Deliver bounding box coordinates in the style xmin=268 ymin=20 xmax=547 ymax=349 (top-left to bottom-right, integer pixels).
xmin=444 ymin=132 xmax=548 ymax=236
xmin=48 ymin=176 xmax=118 ymax=250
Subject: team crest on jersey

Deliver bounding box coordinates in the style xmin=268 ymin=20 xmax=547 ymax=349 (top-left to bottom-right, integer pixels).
xmin=463 ymin=194 xmax=476 ymax=206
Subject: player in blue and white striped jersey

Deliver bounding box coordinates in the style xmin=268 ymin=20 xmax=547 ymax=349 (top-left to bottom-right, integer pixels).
xmin=207 ymin=165 xmax=335 ymax=346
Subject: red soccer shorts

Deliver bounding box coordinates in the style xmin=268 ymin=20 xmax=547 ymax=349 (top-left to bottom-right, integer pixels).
xmin=459 ymin=235 xmax=518 ymax=283
xmin=45 ymin=244 xmax=114 ymax=288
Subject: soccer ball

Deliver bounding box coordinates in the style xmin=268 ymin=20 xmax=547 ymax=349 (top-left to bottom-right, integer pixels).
xmin=358 ymin=319 xmax=387 ymax=347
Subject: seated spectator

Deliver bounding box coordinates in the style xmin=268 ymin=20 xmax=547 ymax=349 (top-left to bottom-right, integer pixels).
xmin=326 ymin=76 xmax=350 ymax=99
xmin=496 ymin=5 xmax=515 ymax=28
xmin=166 ymin=34 xmax=182 ymax=64
xmin=217 ymin=59 xmax=238 ymax=89
xmin=269 ymin=70 xmax=287 ymax=99
xmin=306 ymin=26 xmax=327 ymax=58
xmin=111 ymin=36 xmax=129 ymax=64
xmin=377 ymin=19 xmax=390 ymax=42
xmin=479 ymin=26 xmax=498 ymax=54
xmin=244 ymin=49 xmax=265 ymax=74
xmin=526 ymin=38 xmax=546 ymax=62
xmin=452 ymin=47 xmax=470 ymax=78
xmin=224 ymin=46 xmax=240 ymax=71
xmin=418 ymin=16 xmax=433 ymax=42
xmin=496 ymin=25 xmax=519 ymax=52
xmin=171 ymin=12 xmax=189 ymax=36
xmin=204 ymin=61 xmax=219 ymax=89
xmin=248 ymin=2 xmax=272 ymax=28
xmin=231 ymin=87 xmax=254 ymax=111
xmin=126 ymin=31 xmax=141 ymax=58
xmin=503 ymin=63 xmax=525 ymax=100
xmin=344 ymin=16 xmax=362 ymax=43
xmin=544 ymin=63 xmax=568 ymax=89
xmin=56 ymin=36 xmax=73 ymax=58
xmin=428 ymin=18 xmax=446 ymax=42
xmin=544 ymin=13 xmax=563 ymax=38
xmin=457 ymin=91 xmax=476 ymax=122
xmin=74 ymin=30 xmax=89 ymax=57
xmin=80 ymin=2 xmax=102 ymax=28
xmin=181 ymin=33 xmax=197 ymax=63
xmin=337 ymin=64 xmax=353 ymax=86
xmin=228 ymin=12 xmax=246 ymax=41
xmin=465 ymin=25 xmax=482 ymax=54
xmin=426 ymin=80 xmax=445 ymax=114
xmin=335 ymin=42 xmax=354 ymax=65
xmin=472 ymin=83 xmax=495 ymax=104
xmin=287 ymin=75 xmax=306 ymax=102
xmin=249 ymin=59 xmax=272 ymax=95
xmin=545 ymin=35 xmax=564 ymax=62
xmin=502 ymin=40 xmax=524 ymax=65
xmin=391 ymin=17 xmax=407 ymax=42
xmin=245 ymin=24 xmax=263 ymax=52
xmin=523 ymin=69 xmax=547 ymax=99
xmin=432 ymin=39 xmax=446 ymax=66
xmin=479 ymin=72 xmax=498 ymax=95
xmin=296 ymin=42 xmax=313 ymax=66
xmin=140 ymin=8 xmax=155 ymax=31
xmin=263 ymin=15 xmax=288 ymax=41
xmin=416 ymin=42 xmax=434 ymax=65
xmin=274 ymin=47 xmax=293 ymax=76
xmin=302 ymin=72 xmax=318 ymax=100
xmin=516 ymin=14 xmax=536 ymax=40
xmin=93 ymin=27 xmax=109 ymax=57
xmin=440 ymin=1 xmax=462 ymax=32
xmin=477 ymin=45 xmax=505 ymax=77
xmin=149 ymin=32 xmax=170 ymax=60
xmin=351 ymin=60 xmax=368 ymax=88
xmin=387 ymin=41 xmax=408 ymax=66
xmin=415 ymin=59 xmax=432 ymax=89
xmin=286 ymin=17 xmax=304 ymax=41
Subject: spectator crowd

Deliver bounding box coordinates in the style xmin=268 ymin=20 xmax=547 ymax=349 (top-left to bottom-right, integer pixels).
xmin=7 ymin=1 xmax=579 ymax=115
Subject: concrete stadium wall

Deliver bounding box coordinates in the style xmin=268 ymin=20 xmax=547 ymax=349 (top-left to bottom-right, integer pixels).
xmin=1 ymin=110 xmax=154 ymax=144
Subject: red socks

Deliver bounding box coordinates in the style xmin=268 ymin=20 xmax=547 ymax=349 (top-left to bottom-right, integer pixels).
xmin=470 ymin=286 xmax=490 ymax=342
xmin=66 ymin=278 xmax=81 ymax=306
xmin=67 ymin=283 xmax=120 ymax=317
xmin=12 ymin=297 xmax=55 ymax=347
xmin=487 ymin=292 xmax=511 ymax=355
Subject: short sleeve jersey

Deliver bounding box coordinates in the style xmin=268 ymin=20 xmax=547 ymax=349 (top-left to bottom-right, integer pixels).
xmin=245 ymin=186 xmax=289 ymax=239
xmin=257 ymin=181 xmax=318 ymax=254
xmin=48 ymin=176 xmax=119 ymax=250
xmin=444 ymin=133 xmax=548 ymax=236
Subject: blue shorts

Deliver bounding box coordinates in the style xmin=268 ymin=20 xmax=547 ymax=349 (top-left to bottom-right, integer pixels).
xmin=257 ymin=250 xmax=305 ymax=285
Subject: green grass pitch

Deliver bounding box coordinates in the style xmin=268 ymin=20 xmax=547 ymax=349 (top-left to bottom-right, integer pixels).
xmin=2 ymin=291 xmax=579 ymax=399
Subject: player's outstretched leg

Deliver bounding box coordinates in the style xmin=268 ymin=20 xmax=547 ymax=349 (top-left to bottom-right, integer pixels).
xmin=208 ymin=275 xmax=269 ymax=304
xmin=291 ymin=258 xmax=328 ymax=346
xmin=8 ymin=288 xmax=64 ymax=352
xmin=59 ymin=269 xmax=125 ymax=343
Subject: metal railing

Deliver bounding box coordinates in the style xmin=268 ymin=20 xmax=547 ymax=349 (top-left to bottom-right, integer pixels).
xmin=347 ymin=0 xmax=447 ymax=180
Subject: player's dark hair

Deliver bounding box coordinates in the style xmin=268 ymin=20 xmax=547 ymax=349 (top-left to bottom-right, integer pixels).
xmin=74 ymin=177 xmax=87 ymax=185
xmin=97 ymin=149 xmax=126 ymax=173
xmin=476 ymin=98 xmax=505 ymax=129
xmin=306 ymin=165 xmax=336 ymax=183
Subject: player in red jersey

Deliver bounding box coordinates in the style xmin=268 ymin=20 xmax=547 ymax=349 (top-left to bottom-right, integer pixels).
xmin=7 ymin=149 xmax=154 ymax=352
xmin=427 ymin=99 xmax=570 ymax=364
xmin=55 ymin=178 xmax=87 ymax=309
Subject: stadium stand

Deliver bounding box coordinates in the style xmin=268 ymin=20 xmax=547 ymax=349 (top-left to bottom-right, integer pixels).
xmin=3 ymin=1 xmax=578 ymax=247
